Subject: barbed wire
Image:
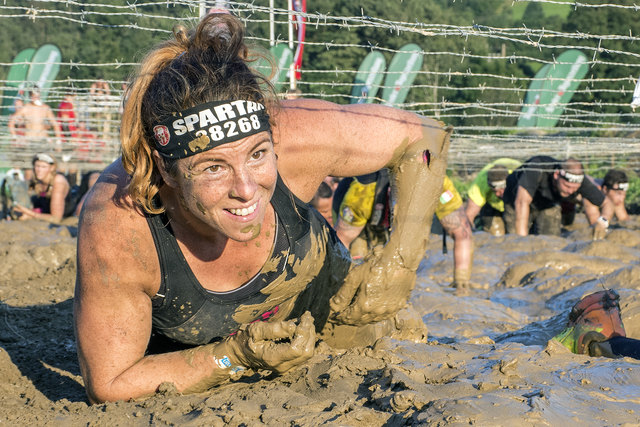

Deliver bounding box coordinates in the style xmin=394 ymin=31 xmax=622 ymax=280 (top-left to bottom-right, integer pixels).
xmin=1 ymin=0 xmax=639 ymax=175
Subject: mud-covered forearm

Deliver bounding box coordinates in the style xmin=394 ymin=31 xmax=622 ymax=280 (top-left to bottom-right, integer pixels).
xmin=86 ymin=313 xmax=316 ymax=402
xmin=444 ymin=209 xmax=474 ymax=286
xmin=465 ymin=200 xmax=482 ymax=227
xmin=515 ymin=196 xmax=530 ymax=236
xmin=614 ymin=203 xmax=630 ymax=222
xmin=330 ymin=118 xmax=452 ymax=326
xmin=181 ymin=338 xmax=248 ymax=394
xmin=83 ymin=341 xmax=235 ymax=403
xmin=187 ymin=311 xmax=316 ymax=393
xmin=385 ymin=117 xmax=452 ymax=269
xmin=599 ymin=197 xmax=614 ymax=222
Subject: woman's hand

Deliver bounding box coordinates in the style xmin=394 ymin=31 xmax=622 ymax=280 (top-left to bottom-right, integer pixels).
xmin=12 ymin=204 xmax=36 ymax=220
xmin=329 ymin=248 xmax=417 ymax=325
xmin=223 ymin=311 xmax=316 ymax=374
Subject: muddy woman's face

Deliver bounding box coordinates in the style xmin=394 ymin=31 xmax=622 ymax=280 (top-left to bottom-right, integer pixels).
xmin=171 ymin=131 xmax=277 ymax=242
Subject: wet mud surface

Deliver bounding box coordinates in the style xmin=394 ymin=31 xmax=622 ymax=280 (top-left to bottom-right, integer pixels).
xmin=0 ymin=216 xmax=639 ymax=426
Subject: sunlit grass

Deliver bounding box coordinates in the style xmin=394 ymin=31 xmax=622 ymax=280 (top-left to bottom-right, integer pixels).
xmin=510 ymin=1 xmax=572 ymax=21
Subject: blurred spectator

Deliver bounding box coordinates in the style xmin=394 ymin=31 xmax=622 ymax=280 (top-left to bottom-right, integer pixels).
xmin=57 ymin=92 xmax=78 ymax=142
xmin=8 ymin=85 xmax=62 ymax=153
xmin=8 ymin=98 xmax=26 ymax=152
xmin=9 ymin=98 xmax=24 ymax=133
xmin=89 ymin=79 xmax=113 ymax=141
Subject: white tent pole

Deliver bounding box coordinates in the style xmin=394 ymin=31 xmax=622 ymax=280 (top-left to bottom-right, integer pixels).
xmin=269 ymin=0 xmax=275 ymax=46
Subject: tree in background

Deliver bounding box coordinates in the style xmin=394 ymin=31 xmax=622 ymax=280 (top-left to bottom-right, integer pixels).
xmin=2 ymin=0 xmax=637 ymax=130
xmin=562 ymin=0 xmax=640 ymax=126
xmin=0 ymin=0 xmax=177 ymax=97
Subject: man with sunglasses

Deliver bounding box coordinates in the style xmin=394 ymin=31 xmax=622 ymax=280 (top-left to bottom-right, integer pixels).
xmin=502 ymin=156 xmax=613 ymax=238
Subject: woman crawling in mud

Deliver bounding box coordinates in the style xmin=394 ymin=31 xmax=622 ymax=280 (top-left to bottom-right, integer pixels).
xmin=73 ymin=13 xmax=451 ymax=403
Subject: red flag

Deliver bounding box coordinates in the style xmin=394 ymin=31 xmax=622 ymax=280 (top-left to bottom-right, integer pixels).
xmin=291 ymin=0 xmax=306 ymax=80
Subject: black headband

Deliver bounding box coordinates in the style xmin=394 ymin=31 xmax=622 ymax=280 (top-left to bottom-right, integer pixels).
xmin=152 ymin=100 xmax=271 ymax=159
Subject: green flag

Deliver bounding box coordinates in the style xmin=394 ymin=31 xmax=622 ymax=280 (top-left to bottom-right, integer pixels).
xmin=350 ymin=51 xmax=386 ymax=104
xmin=517 ymin=63 xmax=551 ymax=128
xmin=254 ymin=44 xmax=293 ymax=94
xmin=381 ymin=43 xmax=423 ymax=107
xmin=536 ymin=50 xmax=588 ymax=128
xmin=2 ymin=48 xmax=36 ymax=115
xmin=26 ymin=44 xmax=62 ymax=102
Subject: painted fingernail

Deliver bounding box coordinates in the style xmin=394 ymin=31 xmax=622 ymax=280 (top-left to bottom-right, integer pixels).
xmin=423 ymin=150 xmax=431 ymax=165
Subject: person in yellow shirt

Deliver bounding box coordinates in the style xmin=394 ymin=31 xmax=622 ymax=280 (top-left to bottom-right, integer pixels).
xmin=464 ymin=158 xmax=521 ymax=235
xmin=333 ymin=169 xmax=473 ymax=288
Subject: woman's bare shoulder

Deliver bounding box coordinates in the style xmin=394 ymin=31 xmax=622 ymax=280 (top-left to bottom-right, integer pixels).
xmin=52 ymin=173 xmax=70 ymax=189
xmin=81 ymin=159 xmax=141 ymax=221
xmin=78 ymin=159 xmax=158 ymax=293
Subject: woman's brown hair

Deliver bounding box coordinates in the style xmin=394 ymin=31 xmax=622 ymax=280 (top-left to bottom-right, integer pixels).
xmin=121 ymin=13 xmax=276 ymax=214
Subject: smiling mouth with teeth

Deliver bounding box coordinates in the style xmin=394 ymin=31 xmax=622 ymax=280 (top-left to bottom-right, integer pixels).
xmin=228 ymin=202 xmax=257 ymax=217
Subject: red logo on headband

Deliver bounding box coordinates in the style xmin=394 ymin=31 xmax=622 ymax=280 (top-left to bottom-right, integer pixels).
xmin=153 ymin=125 xmax=171 ymax=146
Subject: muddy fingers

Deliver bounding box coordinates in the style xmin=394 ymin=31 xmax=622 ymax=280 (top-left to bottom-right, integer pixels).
xmin=329 ymin=260 xmax=367 ymax=317
xmin=229 ymin=311 xmax=316 ymax=374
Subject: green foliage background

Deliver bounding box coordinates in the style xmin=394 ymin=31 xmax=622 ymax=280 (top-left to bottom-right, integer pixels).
xmin=0 ymin=0 xmax=187 ymax=85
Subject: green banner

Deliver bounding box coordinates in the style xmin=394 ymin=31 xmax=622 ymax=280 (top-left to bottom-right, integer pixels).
xmin=536 ymin=49 xmax=588 ymax=128
xmin=517 ymin=63 xmax=551 ymax=128
xmin=26 ymin=44 xmax=62 ymax=102
xmin=1 ymin=48 xmax=36 ymax=115
xmin=381 ymin=43 xmax=423 ymax=107
xmin=254 ymin=44 xmax=293 ymax=94
xmin=350 ymin=51 xmax=386 ymax=104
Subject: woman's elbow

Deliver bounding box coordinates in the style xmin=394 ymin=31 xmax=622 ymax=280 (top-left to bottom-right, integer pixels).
xmin=83 ymin=378 xmax=110 ymax=404
xmin=84 ymin=381 xmax=133 ymax=404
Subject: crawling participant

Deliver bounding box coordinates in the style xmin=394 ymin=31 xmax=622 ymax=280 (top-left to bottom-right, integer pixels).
xmin=553 ymin=289 xmax=639 ymax=360
xmin=574 ymin=169 xmax=631 ymax=226
xmin=464 ymin=158 xmax=521 ymax=235
xmin=74 ymin=13 xmax=451 ymax=403
xmin=503 ymin=156 xmax=613 ymax=239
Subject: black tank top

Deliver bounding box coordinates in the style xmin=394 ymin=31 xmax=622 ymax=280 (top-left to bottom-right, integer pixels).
xmin=31 ymin=182 xmax=52 ymax=214
xmin=145 ymin=175 xmax=350 ymax=353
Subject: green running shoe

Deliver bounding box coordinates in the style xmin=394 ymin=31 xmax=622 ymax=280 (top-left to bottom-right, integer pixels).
xmin=553 ymin=289 xmax=626 ymax=355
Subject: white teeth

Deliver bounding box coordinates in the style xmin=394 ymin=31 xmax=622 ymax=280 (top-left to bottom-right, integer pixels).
xmin=229 ymin=203 xmax=257 ymax=216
